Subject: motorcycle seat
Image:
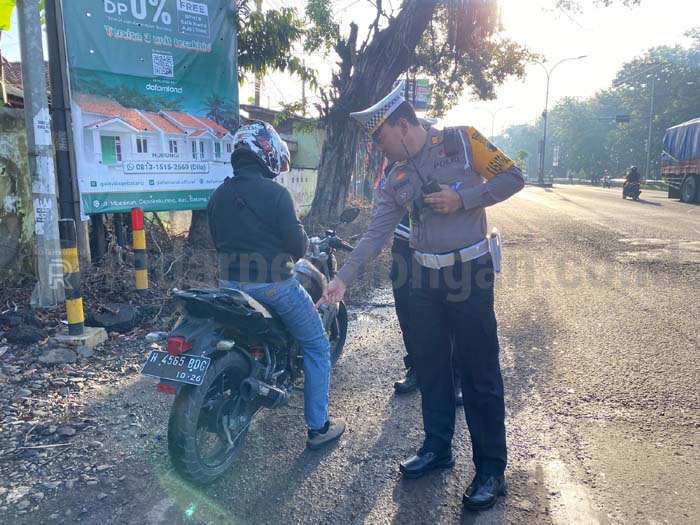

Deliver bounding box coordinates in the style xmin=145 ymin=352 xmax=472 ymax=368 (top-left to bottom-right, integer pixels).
xmin=172 ymin=288 xmax=287 ymax=338
xmin=218 ymin=288 xmax=274 ymax=318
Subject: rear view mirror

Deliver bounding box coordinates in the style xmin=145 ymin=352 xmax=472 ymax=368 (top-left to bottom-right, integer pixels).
xmin=339 ymin=207 xmax=360 ymax=224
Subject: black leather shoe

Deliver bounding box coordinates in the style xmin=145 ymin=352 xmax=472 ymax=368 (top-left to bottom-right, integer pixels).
xmin=463 ymin=475 xmax=478 ymax=498
xmin=399 ymin=450 xmax=454 ymax=479
xmin=454 ymin=386 xmax=463 ymax=406
xmin=394 ymin=369 xmax=418 ymax=394
xmin=463 ymin=475 xmax=507 ymax=511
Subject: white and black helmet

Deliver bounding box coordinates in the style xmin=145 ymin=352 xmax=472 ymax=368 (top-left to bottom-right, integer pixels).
xmin=232 ymin=120 xmax=291 ymax=178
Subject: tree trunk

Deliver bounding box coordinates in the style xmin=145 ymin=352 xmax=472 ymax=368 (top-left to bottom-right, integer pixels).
xmin=310 ymin=114 xmax=361 ymax=224
xmin=308 ymin=0 xmax=438 ymax=224
xmin=188 ymin=209 xmax=213 ymax=249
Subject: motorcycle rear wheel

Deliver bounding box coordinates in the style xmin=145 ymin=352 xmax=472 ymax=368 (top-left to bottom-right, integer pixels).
xmin=168 ymin=351 xmax=252 ymax=485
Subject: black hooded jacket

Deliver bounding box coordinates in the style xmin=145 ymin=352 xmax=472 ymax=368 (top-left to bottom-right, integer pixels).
xmin=207 ymin=154 xmax=308 ymax=282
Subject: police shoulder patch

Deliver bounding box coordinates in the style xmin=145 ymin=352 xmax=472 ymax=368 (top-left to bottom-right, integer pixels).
xmin=466 ymin=126 xmax=515 ymax=180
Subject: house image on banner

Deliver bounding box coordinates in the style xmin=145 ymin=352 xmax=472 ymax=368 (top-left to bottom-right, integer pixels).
xmin=73 ymin=94 xmax=234 ymax=167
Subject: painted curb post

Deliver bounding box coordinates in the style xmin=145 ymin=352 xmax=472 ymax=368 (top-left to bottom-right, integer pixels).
xmin=131 ymin=208 xmax=148 ymax=294
xmin=58 ymin=219 xmax=84 ymax=335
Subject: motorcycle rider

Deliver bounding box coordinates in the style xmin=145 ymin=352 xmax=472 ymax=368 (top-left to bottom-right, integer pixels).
xmin=625 ymin=166 xmax=641 ymax=184
xmin=623 ymin=165 xmax=641 ymax=196
xmin=207 ymin=120 xmax=346 ymax=449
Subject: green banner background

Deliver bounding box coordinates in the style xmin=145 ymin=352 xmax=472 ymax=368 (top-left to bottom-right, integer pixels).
xmin=62 ymin=0 xmax=238 ymax=214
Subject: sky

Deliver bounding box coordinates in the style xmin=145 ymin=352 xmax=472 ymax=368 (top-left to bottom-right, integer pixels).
xmin=247 ymin=0 xmax=697 ymax=136
xmin=0 ymin=0 xmax=696 ymax=137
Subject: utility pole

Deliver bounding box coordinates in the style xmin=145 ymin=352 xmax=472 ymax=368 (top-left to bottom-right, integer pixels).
xmin=254 ymin=0 xmax=262 ymax=106
xmin=45 ymin=0 xmax=91 ymax=265
xmin=644 ymin=77 xmax=656 ymax=180
xmin=17 ymin=0 xmax=64 ymax=307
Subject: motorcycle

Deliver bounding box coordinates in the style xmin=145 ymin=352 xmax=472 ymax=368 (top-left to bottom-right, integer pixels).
xmin=140 ymin=207 xmax=360 ymax=484
xmin=622 ymin=181 xmax=641 ymax=201
xmin=602 ymin=176 xmax=612 ymax=188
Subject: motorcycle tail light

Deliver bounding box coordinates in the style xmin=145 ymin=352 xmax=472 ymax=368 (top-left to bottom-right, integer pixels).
xmin=166 ymin=336 xmax=192 ymax=356
xmin=248 ymin=345 xmax=265 ymax=360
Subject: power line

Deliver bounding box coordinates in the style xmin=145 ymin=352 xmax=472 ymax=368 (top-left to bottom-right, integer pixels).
xmin=336 ymin=0 xmax=363 ymax=13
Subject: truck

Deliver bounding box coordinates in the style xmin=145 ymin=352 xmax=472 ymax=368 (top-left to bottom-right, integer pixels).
xmin=661 ymin=117 xmax=700 ymax=203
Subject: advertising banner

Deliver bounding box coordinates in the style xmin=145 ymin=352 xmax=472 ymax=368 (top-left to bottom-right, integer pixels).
xmin=61 ymin=0 xmax=238 ymax=214
xmin=393 ymin=79 xmax=431 ymax=111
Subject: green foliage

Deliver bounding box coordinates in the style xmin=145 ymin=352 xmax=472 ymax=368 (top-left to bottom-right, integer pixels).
xmin=235 ymin=1 xmax=317 ymax=91
xmin=410 ymin=2 xmax=533 ymax=116
xmin=498 ymin=34 xmax=700 ymax=179
xmin=304 ymin=0 xmax=339 ymax=56
xmin=273 ymin=100 xmax=319 ymax=133
xmin=72 ymin=71 xmax=186 ymax=112
xmin=514 ymin=149 xmax=529 ymax=168
xmin=202 ymin=94 xmax=238 ymax=130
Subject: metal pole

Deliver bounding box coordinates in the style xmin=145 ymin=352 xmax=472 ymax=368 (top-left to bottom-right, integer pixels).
xmin=301 ymin=58 xmax=307 ymax=116
xmin=58 ymin=219 xmax=84 ymax=335
xmin=490 ymin=106 xmax=513 ymax=142
xmin=536 ymin=56 xmax=587 ymax=185
xmin=17 ymin=0 xmax=65 ymax=307
xmin=45 ymin=0 xmax=91 ymax=265
xmin=540 ymin=73 xmax=550 ymax=184
xmin=254 ymin=0 xmax=262 ymax=107
xmin=644 ymin=77 xmax=655 ymax=180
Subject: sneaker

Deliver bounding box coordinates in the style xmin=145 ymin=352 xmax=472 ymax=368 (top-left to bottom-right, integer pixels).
xmin=306 ymin=418 xmax=346 ymax=450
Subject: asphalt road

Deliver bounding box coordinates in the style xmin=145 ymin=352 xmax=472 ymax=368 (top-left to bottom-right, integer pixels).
xmin=9 ymin=184 xmax=698 ymax=525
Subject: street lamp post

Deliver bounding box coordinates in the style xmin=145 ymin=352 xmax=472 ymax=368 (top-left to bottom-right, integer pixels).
xmin=536 ymin=55 xmax=587 ymax=185
xmin=476 ymin=105 xmax=514 ymax=142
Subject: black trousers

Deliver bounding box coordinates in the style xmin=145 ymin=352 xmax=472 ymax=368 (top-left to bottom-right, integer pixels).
xmin=409 ymin=253 xmax=507 ymax=476
xmin=390 ymin=239 xmax=417 ymax=369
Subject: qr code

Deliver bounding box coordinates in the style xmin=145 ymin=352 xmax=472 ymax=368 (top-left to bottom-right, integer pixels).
xmin=152 ymin=53 xmax=174 ymax=77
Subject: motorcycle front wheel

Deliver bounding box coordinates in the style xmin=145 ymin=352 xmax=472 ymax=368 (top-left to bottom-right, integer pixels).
xmin=167 ymin=351 xmax=252 ymax=485
xmin=328 ymin=301 xmax=348 ymax=365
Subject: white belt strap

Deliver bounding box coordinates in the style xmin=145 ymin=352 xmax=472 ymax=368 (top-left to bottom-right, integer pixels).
xmin=413 ymin=239 xmax=489 ymax=270
xmin=413 ymin=228 xmax=503 ymax=272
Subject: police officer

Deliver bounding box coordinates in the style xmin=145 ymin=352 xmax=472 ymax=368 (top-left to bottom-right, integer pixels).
xmin=316 ymin=82 xmax=524 ymax=511
xmin=389 ymin=209 xmax=420 ymax=393
xmin=387 ymin=119 xmax=463 ymax=404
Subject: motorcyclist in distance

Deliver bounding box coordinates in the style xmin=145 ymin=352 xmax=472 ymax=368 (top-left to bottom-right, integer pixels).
xmin=625 ymin=166 xmax=641 ymax=184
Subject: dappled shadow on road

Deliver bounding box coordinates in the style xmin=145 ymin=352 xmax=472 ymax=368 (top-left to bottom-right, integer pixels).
xmin=6 ymin=279 xmax=562 ymax=524
xmin=631 ymin=198 xmax=663 ymax=206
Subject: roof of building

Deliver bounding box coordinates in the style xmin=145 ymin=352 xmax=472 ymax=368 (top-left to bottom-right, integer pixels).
xmin=84 ymin=116 xmax=139 ymax=132
xmin=1 ymin=59 xmax=51 ymax=108
xmin=73 ymin=95 xmax=233 ymax=139
xmin=141 ymin=111 xmax=187 ymax=135
xmin=161 ymin=111 xmax=204 ymax=130
xmin=161 ymin=111 xmax=232 ymax=138
xmin=1 ymin=59 xmax=51 ymax=90
xmin=75 ymin=94 xmax=157 ymax=132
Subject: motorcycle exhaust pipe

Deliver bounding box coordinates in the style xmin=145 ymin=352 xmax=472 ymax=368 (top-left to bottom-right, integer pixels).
xmin=240 ymin=377 xmax=288 ymax=408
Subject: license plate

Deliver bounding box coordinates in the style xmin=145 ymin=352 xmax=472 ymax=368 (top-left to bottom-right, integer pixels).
xmin=140 ymin=350 xmax=211 ymax=386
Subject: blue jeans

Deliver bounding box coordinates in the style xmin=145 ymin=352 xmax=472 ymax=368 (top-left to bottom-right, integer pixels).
xmin=219 ymin=277 xmax=331 ymax=430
